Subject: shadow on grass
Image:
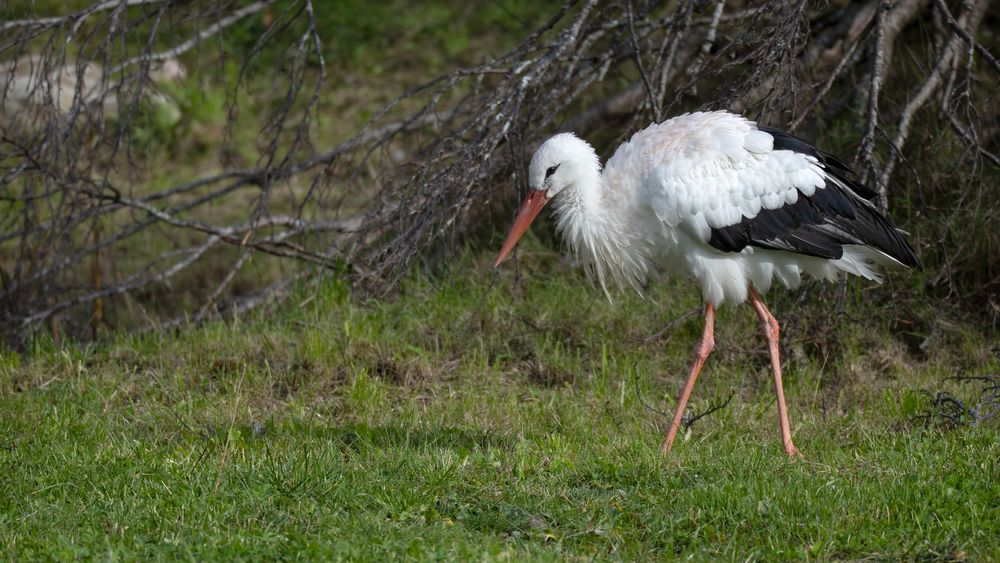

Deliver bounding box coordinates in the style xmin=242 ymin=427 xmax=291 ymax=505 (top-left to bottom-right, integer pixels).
xmin=314 ymin=422 xmax=517 ymax=454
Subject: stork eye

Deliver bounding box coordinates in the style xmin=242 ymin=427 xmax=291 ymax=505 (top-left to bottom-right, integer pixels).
xmin=545 ymin=165 xmax=559 ymax=178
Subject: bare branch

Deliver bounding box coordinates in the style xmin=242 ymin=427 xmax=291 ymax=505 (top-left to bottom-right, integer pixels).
xmin=933 ymin=0 xmax=1000 ymax=75
xmin=110 ymin=1 xmax=275 ymax=74
xmin=878 ymin=0 xmax=989 ymax=189
xmin=0 ymin=0 xmax=165 ymax=31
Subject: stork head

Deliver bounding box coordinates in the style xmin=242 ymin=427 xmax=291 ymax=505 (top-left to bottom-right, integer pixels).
xmin=495 ymin=133 xmax=600 ymax=268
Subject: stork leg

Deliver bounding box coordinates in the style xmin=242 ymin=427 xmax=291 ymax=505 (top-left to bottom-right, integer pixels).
xmin=661 ymin=303 xmax=715 ymax=456
xmin=746 ymin=286 xmax=801 ymax=458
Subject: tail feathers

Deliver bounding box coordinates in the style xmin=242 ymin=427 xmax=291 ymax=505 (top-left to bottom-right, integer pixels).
xmin=837 ymin=244 xmax=921 ymax=283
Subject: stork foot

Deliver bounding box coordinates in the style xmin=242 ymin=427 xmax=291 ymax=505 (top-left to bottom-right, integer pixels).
xmin=784 ymin=442 xmax=802 ymax=459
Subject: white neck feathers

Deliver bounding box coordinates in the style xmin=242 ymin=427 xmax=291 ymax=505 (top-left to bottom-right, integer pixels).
xmin=549 ymin=155 xmax=649 ymax=299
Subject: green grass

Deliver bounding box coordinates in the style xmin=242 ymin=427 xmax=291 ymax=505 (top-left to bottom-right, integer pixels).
xmin=2 ymin=246 xmax=998 ymax=559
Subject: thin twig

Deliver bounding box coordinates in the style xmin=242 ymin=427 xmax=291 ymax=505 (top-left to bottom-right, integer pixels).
xmin=684 ymin=391 xmax=734 ymax=431
xmin=110 ymin=1 xmax=275 ymax=74
xmin=0 ymin=0 xmax=165 ymax=31
xmin=879 ymin=0 xmax=988 ymax=189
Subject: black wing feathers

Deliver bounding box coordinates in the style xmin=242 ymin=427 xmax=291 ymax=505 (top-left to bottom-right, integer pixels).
xmin=707 ymin=127 xmax=921 ymax=269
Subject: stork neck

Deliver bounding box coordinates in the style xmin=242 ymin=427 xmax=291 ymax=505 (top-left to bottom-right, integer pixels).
xmin=550 ymin=166 xmax=606 ymax=228
xmin=549 ymin=164 xmax=647 ymax=295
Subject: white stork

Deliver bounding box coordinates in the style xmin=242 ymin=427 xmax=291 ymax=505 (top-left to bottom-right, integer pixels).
xmin=495 ymin=110 xmax=920 ymax=457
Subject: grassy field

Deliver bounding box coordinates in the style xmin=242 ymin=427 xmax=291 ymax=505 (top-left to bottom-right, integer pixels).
xmin=3 ymin=1 xmax=999 ymax=559
xmin=2 ymin=247 xmax=998 ymax=559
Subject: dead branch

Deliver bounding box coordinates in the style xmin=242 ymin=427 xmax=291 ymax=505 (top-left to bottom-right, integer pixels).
xmin=110 ymin=1 xmax=274 ymax=74
xmin=0 ymin=1 xmax=166 ymax=32
xmin=878 ymin=0 xmax=989 ymax=190
xmin=910 ymin=374 xmax=1000 ymax=429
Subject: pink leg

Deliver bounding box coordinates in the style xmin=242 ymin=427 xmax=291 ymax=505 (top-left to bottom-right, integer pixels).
xmin=661 ymin=303 xmax=715 ymax=456
xmin=746 ymin=286 xmax=801 ymax=458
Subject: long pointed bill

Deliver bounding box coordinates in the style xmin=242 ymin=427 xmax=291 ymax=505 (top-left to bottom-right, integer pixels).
xmin=494 ymin=189 xmax=550 ymax=268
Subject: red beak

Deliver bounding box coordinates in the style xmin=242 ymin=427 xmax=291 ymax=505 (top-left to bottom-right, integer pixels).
xmin=494 ymin=189 xmax=550 ymax=268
